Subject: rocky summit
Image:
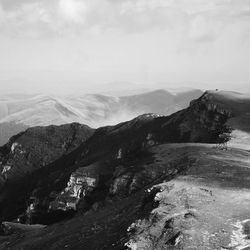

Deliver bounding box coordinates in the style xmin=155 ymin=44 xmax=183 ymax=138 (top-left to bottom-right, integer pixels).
xmin=0 ymin=90 xmax=250 ymax=250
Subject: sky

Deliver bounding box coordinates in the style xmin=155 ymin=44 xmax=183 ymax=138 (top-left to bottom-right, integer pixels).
xmin=0 ymin=0 xmax=250 ymax=95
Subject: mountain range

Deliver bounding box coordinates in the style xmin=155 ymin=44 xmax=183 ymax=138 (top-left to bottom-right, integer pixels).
xmin=0 ymin=89 xmax=202 ymax=145
xmin=0 ymin=90 xmax=250 ymax=249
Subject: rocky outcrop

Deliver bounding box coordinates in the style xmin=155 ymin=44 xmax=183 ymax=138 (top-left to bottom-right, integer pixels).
xmin=0 ymin=123 xmax=94 ymax=223
xmin=49 ymin=167 xmax=99 ymax=211
xmin=0 ymin=222 xmax=46 ymax=235
xmin=125 ymin=181 xmax=212 ymax=249
xmin=125 ymin=181 xmax=222 ymax=250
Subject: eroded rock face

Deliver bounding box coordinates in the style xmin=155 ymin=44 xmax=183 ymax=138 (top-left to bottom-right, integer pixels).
xmin=125 ymin=175 xmax=250 ymax=250
xmin=49 ymin=167 xmax=99 ymax=211
xmin=125 ymin=181 xmax=215 ymax=250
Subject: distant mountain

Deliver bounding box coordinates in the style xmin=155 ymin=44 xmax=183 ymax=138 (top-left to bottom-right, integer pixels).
xmin=120 ymin=89 xmax=203 ymax=115
xmin=0 ymin=89 xmax=202 ymax=145
xmin=0 ymin=122 xmax=28 ymax=146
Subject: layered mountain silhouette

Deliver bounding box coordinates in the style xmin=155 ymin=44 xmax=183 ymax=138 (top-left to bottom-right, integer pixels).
xmin=0 ymin=89 xmax=202 ymax=145
xmin=0 ymin=90 xmax=250 ymax=249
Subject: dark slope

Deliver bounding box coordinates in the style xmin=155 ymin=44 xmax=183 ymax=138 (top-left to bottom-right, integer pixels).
xmin=0 ymin=123 xmax=94 ymax=182
xmin=0 ymin=123 xmax=94 ymax=221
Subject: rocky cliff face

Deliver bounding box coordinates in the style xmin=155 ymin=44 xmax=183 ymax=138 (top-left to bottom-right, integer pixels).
xmin=49 ymin=167 xmax=99 ymax=211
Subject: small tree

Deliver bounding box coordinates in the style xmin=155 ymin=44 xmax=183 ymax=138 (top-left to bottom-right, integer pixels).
xmin=216 ymin=132 xmax=232 ymax=150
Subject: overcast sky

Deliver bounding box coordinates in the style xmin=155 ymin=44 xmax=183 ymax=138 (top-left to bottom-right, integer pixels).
xmin=0 ymin=0 xmax=250 ymax=95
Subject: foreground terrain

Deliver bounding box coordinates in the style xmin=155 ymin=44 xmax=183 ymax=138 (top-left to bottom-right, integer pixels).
xmin=1 ymin=144 xmax=250 ymax=249
xmin=0 ymin=90 xmax=250 ymax=249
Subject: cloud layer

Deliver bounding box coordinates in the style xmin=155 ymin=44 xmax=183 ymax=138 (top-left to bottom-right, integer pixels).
xmin=0 ymin=0 xmax=250 ymax=94
xmin=0 ymin=0 xmax=249 ymax=40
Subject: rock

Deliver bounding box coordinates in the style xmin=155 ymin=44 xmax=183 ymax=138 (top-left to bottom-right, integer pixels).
xmin=109 ymin=172 xmax=133 ymax=196
xmin=0 ymin=222 xmax=46 ymax=235
xmin=125 ymin=181 xmax=214 ymax=250
xmin=49 ymin=167 xmax=99 ymax=211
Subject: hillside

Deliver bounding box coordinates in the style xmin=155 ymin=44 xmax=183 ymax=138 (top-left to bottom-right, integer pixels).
xmin=1 ymin=144 xmax=250 ymax=250
xmin=0 ymin=123 xmax=94 ymax=222
xmin=0 ymin=90 xmax=250 ymax=249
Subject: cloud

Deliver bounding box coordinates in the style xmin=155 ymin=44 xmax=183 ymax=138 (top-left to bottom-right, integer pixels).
xmin=120 ymin=0 xmax=174 ymax=13
xmin=0 ymin=4 xmax=4 ymax=24
xmin=188 ymin=14 xmax=223 ymax=42
xmin=58 ymin=0 xmax=87 ymax=23
xmin=0 ymin=0 xmax=249 ymax=41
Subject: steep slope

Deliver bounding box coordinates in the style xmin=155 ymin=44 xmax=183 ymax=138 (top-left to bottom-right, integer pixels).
xmin=0 ymin=123 xmax=94 ymax=221
xmin=0 ymin=90 xmax=250 ymax=249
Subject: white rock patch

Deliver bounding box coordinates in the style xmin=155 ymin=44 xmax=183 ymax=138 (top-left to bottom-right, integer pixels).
xmin=229 ymin=219 xmax=250 ymax=250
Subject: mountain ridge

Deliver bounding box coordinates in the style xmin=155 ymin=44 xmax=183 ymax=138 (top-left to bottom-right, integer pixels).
xmin=0 ymin=90 xmax=250 ymax=249
xmin=0 ymin=89 xmax=203 ymax=146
